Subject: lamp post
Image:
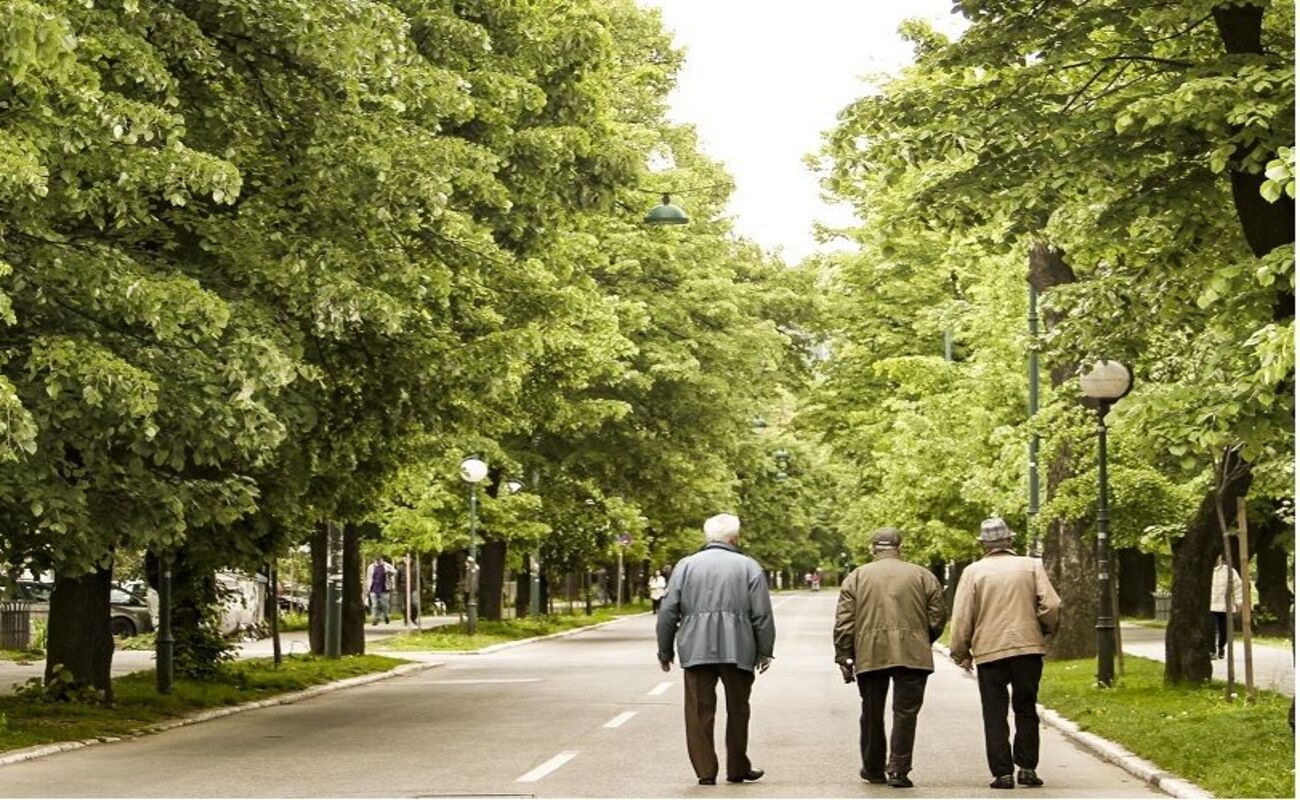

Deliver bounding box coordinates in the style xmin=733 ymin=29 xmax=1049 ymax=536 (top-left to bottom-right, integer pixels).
xmin=460 ymin=457 xmax=488 ymax=635
xmin=1079 ymin=360 xmax=1133 ymax=688
xmin=1028 ymin=286 xmax=1041 ymax=556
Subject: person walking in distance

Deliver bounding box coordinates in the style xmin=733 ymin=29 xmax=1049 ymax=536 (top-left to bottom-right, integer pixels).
xmin=834 ymin=528 xmax=946 ymax=788
xmin=1209 ymin=555 xmax=1243 ymax=659
xmin=950 ymin=517 xmax=1061 ymax=790
xmin=650 ymin=567 xmax=670 ymax=614
xmin=657 ymin=513 xmax=775 ymax=786
xmin=365 ymin=555 xmax=396 ymax=625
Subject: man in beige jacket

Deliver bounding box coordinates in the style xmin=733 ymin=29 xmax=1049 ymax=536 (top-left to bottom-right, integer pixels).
xmin=950 ymin=517 xmax=1062 ymax=790
xmin=834 ymin=528 xmax=946 ymax=788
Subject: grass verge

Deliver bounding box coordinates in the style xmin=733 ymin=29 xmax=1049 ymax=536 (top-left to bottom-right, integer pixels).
xmin=0 ymin=649 xmax=42 ymax=663
xmin=376 ymin=602 xmax=649 ymax=652
xmin=1039 ymin=655 xmax=1294 ymax=798
xmin=0 ymin=654 xmax=405 ymax=755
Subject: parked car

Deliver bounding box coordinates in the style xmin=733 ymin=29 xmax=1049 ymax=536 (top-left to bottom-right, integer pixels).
xmin=0 ymin=580 xmax=155 ymax=638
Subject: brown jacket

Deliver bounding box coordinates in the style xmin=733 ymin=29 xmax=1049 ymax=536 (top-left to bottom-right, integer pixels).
xmin=834 ymin=554 xmax=947 ymax=673
xmin=949 ymin=550 xmax=1061 ymax=666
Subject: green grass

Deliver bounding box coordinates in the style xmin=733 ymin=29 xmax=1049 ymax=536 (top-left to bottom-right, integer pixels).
xmin=1039 ymin=655 xmax=1294 ymax=798
xmin=376 ymin=602 xmax=648 ymax=652
xmin=277 ymin=611 xmax=309 ymax=632
xmin=0 ymin=649 xmax=42 ymax=663
xmin=0 ymin=654 xmax=405 ymax=754
xmin=1123 ymin=617 xmax=1293 ymax=649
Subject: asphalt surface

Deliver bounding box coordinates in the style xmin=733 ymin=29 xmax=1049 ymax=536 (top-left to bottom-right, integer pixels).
xmin=0 ymin=593 xmax=1160 ymax=798
xmin=1121 ymin=622 xmax=1294 ymax=696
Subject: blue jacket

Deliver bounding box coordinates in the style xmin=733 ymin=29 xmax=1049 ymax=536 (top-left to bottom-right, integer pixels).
xmin=656 ymin=542 xmax=776 ymax=671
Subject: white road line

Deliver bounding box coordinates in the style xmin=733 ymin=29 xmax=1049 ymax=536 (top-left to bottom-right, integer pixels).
xmin=772 ymin=596 xmax=797 ymax=610
xmin=516 ymin=751 xmax=578 ymax=783
xmin=647 ymin=681 xmax=672 ymax=696
xmin=603 ymin=711 xmax=637 ymax=728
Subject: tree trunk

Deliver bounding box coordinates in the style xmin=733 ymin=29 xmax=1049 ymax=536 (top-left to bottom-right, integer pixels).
xmin=1253 ymin=504 xmax=1293 ymax=634
xmin=170 ymin=545 xmax=226 ymax=679
xmin=1028 ymin=243 xmax=1097 ymax=660
xmin=1117 ymin=549 xmax=1156 ymax=618
xmin=45 ymin=567 xmax=114 ymax=701
xmin=478 ymin=539 xmax=507 ymax=621
xmin=1166 ymin=451 xmax=1253 ymax=684
xmin=268 ymin=560 xmax=281 ymax=667
xmin=341 ymin=522 xmax=364 ymax=655
xmin=515 ymin=570 xmax=530 ymax=618
xmin=308 ymin=523 xmax=327 ymax=655
xmin=435 ymin=550 xmax=461 ymax=612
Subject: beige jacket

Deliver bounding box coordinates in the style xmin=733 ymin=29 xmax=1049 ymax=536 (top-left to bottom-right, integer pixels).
xmin=950 ymin=550 xmax=1061 ymax=666
xmin=834 ymin=554 xmax=946 ymax=673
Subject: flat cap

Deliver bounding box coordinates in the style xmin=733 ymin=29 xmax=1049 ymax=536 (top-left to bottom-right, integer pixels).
xmin=870 ymin=527 xmax=903 ymax=547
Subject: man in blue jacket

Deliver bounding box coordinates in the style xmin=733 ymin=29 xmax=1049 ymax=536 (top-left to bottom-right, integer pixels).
xmin=657 ymin=513 xmax=776 ymax=786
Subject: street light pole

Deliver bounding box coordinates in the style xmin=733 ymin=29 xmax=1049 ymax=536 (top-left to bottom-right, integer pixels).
xmin=1095 ymin=401 xmax=1115 ymax=687
xmin=1080 ymin=360 xmax=1132 ymax=689
xmin=459 ymin=457 xmax=488 ymax=635
xmin=1028 ymin=285 xmax=1041 ymax=556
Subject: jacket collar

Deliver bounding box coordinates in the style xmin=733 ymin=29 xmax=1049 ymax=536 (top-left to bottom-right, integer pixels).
xmin=983 ymin=548 xmax=1017 ymax=558
xmin=702 ymin=541 xmax=740 ymax=554
xmin=872 ymin=551 xmax=901 ymax=562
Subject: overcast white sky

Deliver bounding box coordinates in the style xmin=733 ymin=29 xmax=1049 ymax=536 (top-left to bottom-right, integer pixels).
xmin=639 ymin=1 xmax=960 ymax=263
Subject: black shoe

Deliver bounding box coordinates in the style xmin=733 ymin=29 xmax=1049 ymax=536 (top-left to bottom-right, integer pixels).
xmin=698 ymin=778 xmax=716 ymax=786
xmin=1017 ymin=769 xmax=1044 ymax=787
xmin=726 ymin=769 xmax=764 ymax=783
xmin=990 ymin=775 xmax=1015 ymax=790
xmin=886 ymin=773 xmax=913 ymax=788
xmin=860 ymin=768 xmax=887 ymax=784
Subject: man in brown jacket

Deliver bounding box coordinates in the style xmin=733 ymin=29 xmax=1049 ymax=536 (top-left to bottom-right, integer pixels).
xmin=950 ymin=517 xmax=1062 ymax=790
xmin=834 ymin=528 xmax=946 ymax=789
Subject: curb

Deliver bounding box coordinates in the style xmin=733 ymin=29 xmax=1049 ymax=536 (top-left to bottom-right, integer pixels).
xmin=374 ymin=611 xmax=652 ymax=656
xmin=931 ymin=644 xmax=1213 ymax=799
xmin=0 ymin=660 xmax=441 ymax=769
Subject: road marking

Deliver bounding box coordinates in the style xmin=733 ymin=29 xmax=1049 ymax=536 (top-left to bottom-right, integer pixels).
xmin=647 ymin=681 xmax=672 ymax=696
xmin=423 ymin=679 xmax=542 ymax=685
xmin=772 ymin=596 xmax=797 ymax=610
xmin=603 ymin=711 xmax=637 ymax=728
xmin=516 ymin=751 xmax=578 ymax=783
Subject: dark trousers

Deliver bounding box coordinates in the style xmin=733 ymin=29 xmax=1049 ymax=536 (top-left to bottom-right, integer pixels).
xmin=1209 ymin=612 xmax=1228 ymax=655
xmin=857 ymin=667 xmax=929 ymax=777
xmin=683 ymin=663 xmax=754 ymax=780
xmin=976 ymin=654 xmax=1043 ymax=778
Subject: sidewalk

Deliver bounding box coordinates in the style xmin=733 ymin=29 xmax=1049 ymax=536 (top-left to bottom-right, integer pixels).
xmin=0 ymin=615 xmax=458 ymax=695
xmin=1121 ymin=622 xmax=1294 ymax=696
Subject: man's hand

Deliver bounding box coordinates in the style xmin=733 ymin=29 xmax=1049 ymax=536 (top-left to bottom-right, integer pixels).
xmin=959 ymin=658 xmax=973 ymax=673
xmin=756 ymin=657 xmax=772 ymax=674
xmin=839 ymin=663 xmax=855 ymax=684
xmin=659 ymin=659 xmax=672 ymax=673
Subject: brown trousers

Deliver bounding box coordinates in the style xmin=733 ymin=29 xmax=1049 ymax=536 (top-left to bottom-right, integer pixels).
xmin=683 ymin=663 xmax=755 ymax=780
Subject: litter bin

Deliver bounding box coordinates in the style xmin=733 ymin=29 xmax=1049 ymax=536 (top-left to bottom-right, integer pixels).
xmin=0 ymin=600 xmax=32 ymax=650
xmin=1152 ymin=591 xmax=1172 ymax=623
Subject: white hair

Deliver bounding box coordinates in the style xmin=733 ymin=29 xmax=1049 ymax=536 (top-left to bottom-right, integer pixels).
xmin=703 ymin=513 xmax=741 ymax=542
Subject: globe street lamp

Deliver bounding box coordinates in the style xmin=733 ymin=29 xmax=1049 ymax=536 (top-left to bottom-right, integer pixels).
xmin=1079 ymin=360 xmax=1133 ymax=688
xmin=460 ymin=457 xmax=489 ymax=635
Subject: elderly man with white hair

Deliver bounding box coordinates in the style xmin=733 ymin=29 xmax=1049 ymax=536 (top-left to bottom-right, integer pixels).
xmin=656 ymin=513 xmax=776 ymax=786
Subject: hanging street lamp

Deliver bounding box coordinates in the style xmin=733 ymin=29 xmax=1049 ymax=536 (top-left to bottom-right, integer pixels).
xmin=643 ymin=193 xmax=690 ymax=226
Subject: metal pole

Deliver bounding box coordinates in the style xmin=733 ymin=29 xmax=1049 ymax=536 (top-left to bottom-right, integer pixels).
xmin=325 ymin=521 xmax=342 ymax=658
xmin=156 ymin=553 xmax=174 ymax=694
xmin=1096 ymin=403 xmax=1116 ymax=687
xmin=1237 ymin=498 xmax=1256 ymax=702
xmin=617 ymin=548 xmax=624 ymax=608
xmin=1028 ymin=285 xmax=1041 ymax=556
xmin=943 ymin=329 xmax=954 ymax=362
xmin=530 ymin=466 xmax=541 ymax=618
xmin=467 ymin=485 xmax=479 ymax=635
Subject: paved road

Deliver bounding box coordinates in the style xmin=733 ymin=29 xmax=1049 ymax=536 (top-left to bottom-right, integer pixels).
xmin=0 ymin=594 xmax=1159 ymax=797
xmin=1121 ymin=622 xmax=1294 ymax=696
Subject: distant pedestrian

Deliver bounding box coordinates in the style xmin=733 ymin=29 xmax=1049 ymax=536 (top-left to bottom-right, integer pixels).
xmin=657 ymin=513 xmax=775 ymax=786
xmin=650 ymin=567 xmax=669 ymax=614
xmin=366 ymin=555 xmax=396 ymax=625
xmin=834 ymin=528 xmax=946 ymax=788
xmin=1209 ymin=555 xmax=1243 ymax=660
xmin=950 ymin=517 xmax=1061 ymax=791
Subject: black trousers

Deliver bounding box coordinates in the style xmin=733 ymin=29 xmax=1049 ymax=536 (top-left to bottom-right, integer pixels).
xmin=1209 ymin=612 xmax=1228 ymax=655
xmin=683 ymin=664 xmax=754 ymax=780
xmin=857 ymin=667 xmax=929 ymax=777
xmin=976 ymin=654 xmax=1043 ymax=778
